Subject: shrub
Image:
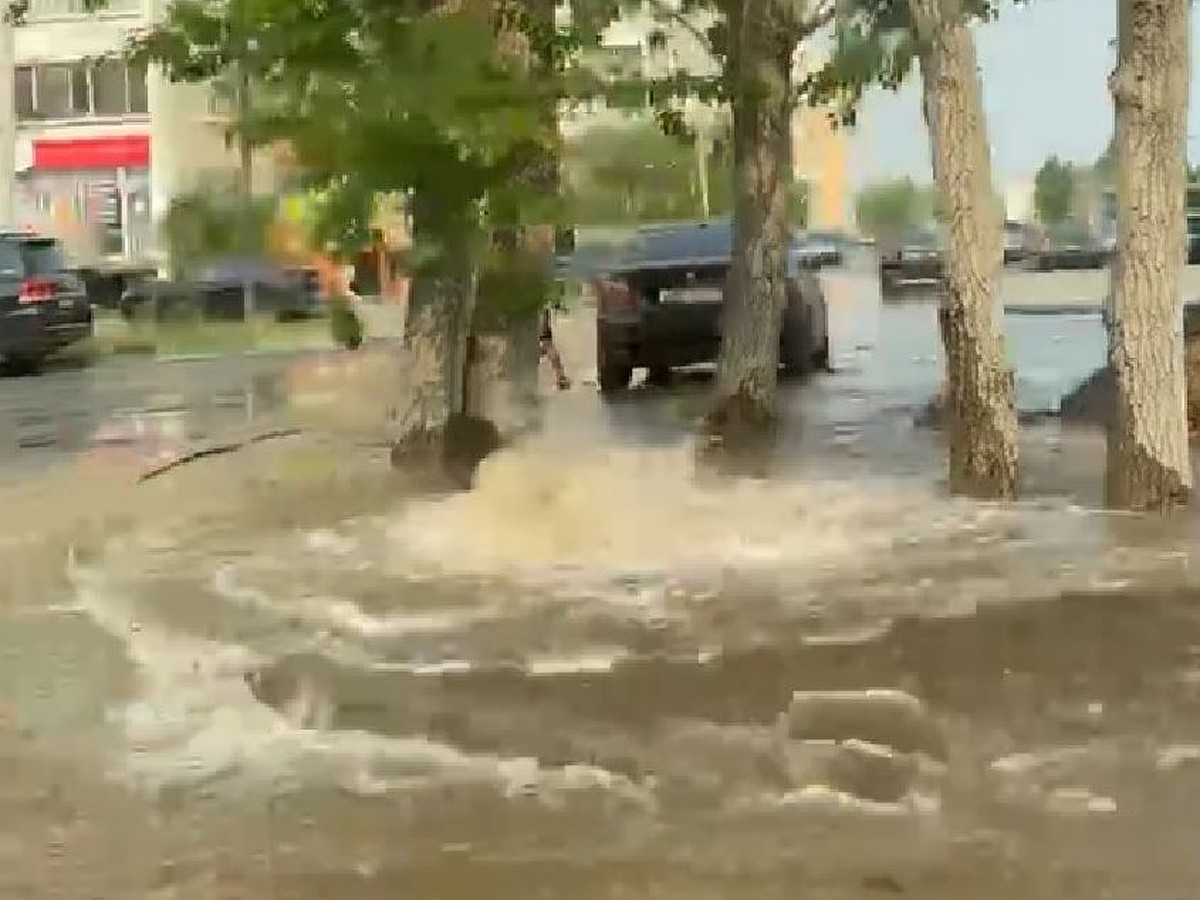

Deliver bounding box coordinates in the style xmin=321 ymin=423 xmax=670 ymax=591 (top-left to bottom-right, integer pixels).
xmin=329 ymin=296 xmax=364 ymax=349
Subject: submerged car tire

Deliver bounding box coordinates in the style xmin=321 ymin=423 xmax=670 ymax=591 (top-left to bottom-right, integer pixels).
xmin=598 ymin=362 xmax=633 ymax=393
xmin=780 ymin=303 xmax=813 ymax=376
xmin=596 ymin=330 xmax=633 ymax=393
xmin=3 ymin=353 xmax=45 ymax=376
xmin=812 ymin=336 xmax=830 ymax=371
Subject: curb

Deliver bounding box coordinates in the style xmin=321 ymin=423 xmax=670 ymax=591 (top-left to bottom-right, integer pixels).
xmin=156 ymin=346 xmax=337 ymax=363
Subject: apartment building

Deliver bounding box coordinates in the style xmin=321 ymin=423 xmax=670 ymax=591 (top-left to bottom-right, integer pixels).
xmin=6 ymin=0 xmax=278 ymax=263
xmin=558 ymin=3 xmax=852 ymax=231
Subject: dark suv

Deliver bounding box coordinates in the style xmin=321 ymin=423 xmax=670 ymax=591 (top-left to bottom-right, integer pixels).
xmin=593 ymin=221 xmax=829 ymax=393
xmin=0 ymin=230 xmax=92 ymax=372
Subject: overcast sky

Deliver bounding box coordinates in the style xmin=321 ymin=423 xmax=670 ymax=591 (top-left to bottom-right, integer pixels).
xmin=848 ymin=0 xmax=1200 ymax=189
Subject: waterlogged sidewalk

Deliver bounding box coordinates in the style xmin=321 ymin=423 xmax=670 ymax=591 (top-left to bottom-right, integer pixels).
xmin=0 ymin=346 xmax=409 ymax=610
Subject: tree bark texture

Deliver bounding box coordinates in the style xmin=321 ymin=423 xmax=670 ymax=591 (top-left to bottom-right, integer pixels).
xmin=1105 ymin=0 xmax=1192 ymax=510
xmin=464 ymin=319 xmax=542 ymax=435
xmin=390 ymin=192 xmax=483 ymax=479
xmin=481 ymin=0 xmax=557 ymax=427
xmin=704 ymin=0 xmax=794 ymax=449
xmin=909 ymin=0 xmax=1019 ymax=499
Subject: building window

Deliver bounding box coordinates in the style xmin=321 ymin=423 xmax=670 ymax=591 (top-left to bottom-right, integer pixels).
xmin=14 ymin=61 xmax=149 ymax=121
xmin=14 ymin=67 xmax=35 ymax=119
xmin=36 ymin=64 xmax=74 ymax=118
xmin=25 ymin=0 xmax=139 ymax=17
xmin=128 ymin=61 xmax=149 ymax=113
xmin=92 ymin=59 xmax=128 ymax=115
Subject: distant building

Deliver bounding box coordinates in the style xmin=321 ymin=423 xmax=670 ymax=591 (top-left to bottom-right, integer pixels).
xmin=8 ymin=0 xmax=281 ymax=264
xmin=1002 ymin=177 xmax=1036 ymax=223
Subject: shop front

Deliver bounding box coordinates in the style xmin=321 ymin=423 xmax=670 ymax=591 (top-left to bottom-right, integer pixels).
xmin=14 ymin=133 xmax=153 ymax=263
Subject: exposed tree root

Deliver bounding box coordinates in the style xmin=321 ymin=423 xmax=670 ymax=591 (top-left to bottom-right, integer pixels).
xmin=389 ymin=413 xmax=502 ymax=490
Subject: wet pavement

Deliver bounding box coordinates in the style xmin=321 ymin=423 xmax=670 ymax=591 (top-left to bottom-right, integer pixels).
xmin=0 ymin=352 xmax=320 ymax=482
xmin=3 ymin=268 xmax=1200 ymax=898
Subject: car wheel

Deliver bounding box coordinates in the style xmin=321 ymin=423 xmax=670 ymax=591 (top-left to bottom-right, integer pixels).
xmin=811 ymin=336 xmax=830 ymax=371
xmin=780 ymin=303 xmax=811 ymax=376
xmin=3 ymin=353 xmax=44 ymax=376
xmin=646 ymin=366 xmax=672 ymax=387
xmin=599 ymin=361 xmax=633 ymax=393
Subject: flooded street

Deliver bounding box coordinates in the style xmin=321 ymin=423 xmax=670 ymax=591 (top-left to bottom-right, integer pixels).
xmin=0 ymin=353 xmax=303 ymax=483
xmin=4 ymin=269 xmax=1200 ymax=898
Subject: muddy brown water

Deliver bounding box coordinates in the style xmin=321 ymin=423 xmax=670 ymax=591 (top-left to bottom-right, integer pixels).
xmin=3 ymin=272 xmax=1200 ymax=898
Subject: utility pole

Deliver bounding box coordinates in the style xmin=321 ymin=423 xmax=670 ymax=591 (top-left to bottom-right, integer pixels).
xmin=0 ymin=9 xmax=16 ymax=226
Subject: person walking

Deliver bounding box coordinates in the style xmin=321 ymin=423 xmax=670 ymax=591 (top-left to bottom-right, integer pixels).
xmin=539 ymin=304 xmax=570 ymax=390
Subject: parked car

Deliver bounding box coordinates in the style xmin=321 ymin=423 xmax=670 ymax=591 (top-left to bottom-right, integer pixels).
xmin=878 ymin=227 xmax=945 ymax=293
xmin=793 ymin=230 xmax=848 ymax=269
xmin=120 ymin=257 xmax=323 ymax=322
xmin=1024 ymin=222 xmax=1108 ymax=271
xmin=1003 ymin=220 xmax=1027 ymax=265
xmin=0 ymin=229 xmax=93 ymax=373
xmin=592 ymin=220 xmax=829 ymax=393
xmin=74 ymin=262 xmax=159 ymax=310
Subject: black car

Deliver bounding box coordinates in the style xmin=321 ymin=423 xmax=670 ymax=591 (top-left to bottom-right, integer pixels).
xmin=120 ymin=257 xmax=323 ymax=322
xmin=1003 ymin=220 xmax=1027 ymax=265
xmin=593 ymin=220 xmax=829 ymax=393
xmin=793 ymin=230 xmax=848 ymax=269
xmin=878 ymin=227 xmax=945 ymax=293
xmin=0 ymin=229 xmax=92 ymax=372
xmin=1025 ymin=222 xmax=1108 ymax=271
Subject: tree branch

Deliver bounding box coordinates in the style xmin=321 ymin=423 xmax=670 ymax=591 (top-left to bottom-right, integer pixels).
xmin=794 ymin=0 xmax=835 ymax=39
xmin=643 ymin=0 xmax=716 ymax=60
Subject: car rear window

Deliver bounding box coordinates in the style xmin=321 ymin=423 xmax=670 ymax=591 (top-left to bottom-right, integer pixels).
xmin=625 ymin=222 xmax=735 ymax=267
xmin=18 ymin=239 xmax=66 ymax=275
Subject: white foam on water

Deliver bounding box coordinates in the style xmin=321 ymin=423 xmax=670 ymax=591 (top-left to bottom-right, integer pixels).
xmin=208 ymin=560 xmax=504 ymax=640
xmin=65 ymin=546 xmax=652 ymax=807
xmin=52 ymin=435 xmax=1190 ymax=811
xmin=377 ymin=443 xmax=998 ymax=586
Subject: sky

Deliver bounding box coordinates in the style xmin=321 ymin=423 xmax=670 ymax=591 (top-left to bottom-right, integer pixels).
xmin=848 ymin=0 xmax=1200 ymax=190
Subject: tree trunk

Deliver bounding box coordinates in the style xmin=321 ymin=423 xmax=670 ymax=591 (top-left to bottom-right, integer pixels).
xmin=390 ymin=192 xmax=497 ymax=485
xmin=1105 ymin=0 xmax=1192 ymax=510
xmin=704 ymin=0 xmax=793 ymax=449
xmin=480 ymin=0 xmax=558 ymax=430
xmin=464 ymin=318 xmax=542 ymax=435
xmin=909 ymin=0 xmax=1018 ymax=499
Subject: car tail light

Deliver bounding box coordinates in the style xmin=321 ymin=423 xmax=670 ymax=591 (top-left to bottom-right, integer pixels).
xmin=596 ymin=278 xmax=635 ymax=314
xmin=18 ymin=277 xmax=57 ymax=304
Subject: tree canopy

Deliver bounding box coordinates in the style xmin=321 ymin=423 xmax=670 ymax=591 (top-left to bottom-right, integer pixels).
xmin=1033 ymin=155 xmax=1075 ymax=224
xmin=855 ymin=177 xmax=935 ymax=238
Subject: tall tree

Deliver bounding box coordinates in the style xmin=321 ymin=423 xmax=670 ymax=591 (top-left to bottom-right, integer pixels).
xmin=704 ymin=0 xmax=835 ymax=449
xmin=809 ymin=0 xmax=1017 ymax=499
xmin=909 ymin=0 xmax=1017 ymax=498
xmin=1033 ymin=155 xmax=1075 ymax=225
xmin=855 ymin=177 xmax=933 ymax=238
xmin=1105 ymin=0 xmax=1192 ymax=509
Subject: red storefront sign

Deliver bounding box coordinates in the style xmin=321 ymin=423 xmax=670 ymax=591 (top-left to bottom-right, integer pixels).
xmin=32 ymin=135 xmax=150 ymax=170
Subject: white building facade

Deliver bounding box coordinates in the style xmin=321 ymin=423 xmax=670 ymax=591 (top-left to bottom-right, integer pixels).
xmin=8 ymin=0 xmax=277 ymax=263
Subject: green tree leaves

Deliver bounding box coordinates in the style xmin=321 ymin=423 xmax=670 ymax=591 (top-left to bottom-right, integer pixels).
xmin=855 ymin=177 xmax=936 ymax=238
xmin=1033 ymin=154 xmax=1075 ymax=224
